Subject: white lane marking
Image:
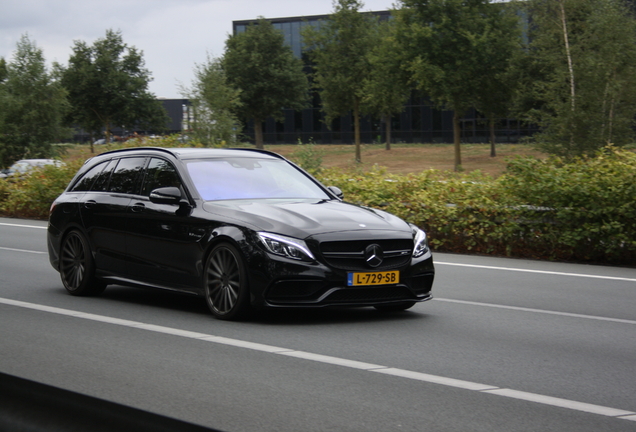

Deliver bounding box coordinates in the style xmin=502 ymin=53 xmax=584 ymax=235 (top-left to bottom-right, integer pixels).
xmin=434 ymin=298 xmax=636 ymax=325
xmin=0 ymin=246 xmax=47 ymax=254
xmin=482 ymin=388 xmax=634 ymax=417
xmin=0 ymin=222 xmax=47 ymax=230
xmin=1 ymin=297 xmax=634 ymax=422
xmin=436 ymin=261 xmax=636 ymax=283
xmin=0 ymin=222 xmax=48 ymax=254
xmin=373 ymin=368 xmax=497 ymax=391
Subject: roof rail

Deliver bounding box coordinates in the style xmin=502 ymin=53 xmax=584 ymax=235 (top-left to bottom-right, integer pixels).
xmin=95 ymin=147 xmax=178 ymax=158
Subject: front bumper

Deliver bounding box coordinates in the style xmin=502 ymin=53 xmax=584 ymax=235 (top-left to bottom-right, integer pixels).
xmin=247 ymin=252 xmax=435 ymax=309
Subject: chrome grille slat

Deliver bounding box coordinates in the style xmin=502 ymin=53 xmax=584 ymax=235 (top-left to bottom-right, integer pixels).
xmin=319 ymin=239 xmax=413 ymax=271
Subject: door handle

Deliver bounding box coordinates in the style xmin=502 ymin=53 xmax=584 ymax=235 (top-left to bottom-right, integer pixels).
xmin=83 ymin=200 xmax=96 ymax=209
xmin=131 ymin=203 xmax=145 ymax=212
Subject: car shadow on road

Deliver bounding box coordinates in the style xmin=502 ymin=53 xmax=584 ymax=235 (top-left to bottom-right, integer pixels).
xmin=250 ymin=307 xmax=431 ymax=326
xmin=97 ymin=285 xmax=210 ymax=315
xmin=83 ymin=285 xmax=433 ymax=325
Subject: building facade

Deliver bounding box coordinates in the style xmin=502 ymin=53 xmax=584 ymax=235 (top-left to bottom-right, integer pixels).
xmin=233 ymin=11 xmax=537 ymax=145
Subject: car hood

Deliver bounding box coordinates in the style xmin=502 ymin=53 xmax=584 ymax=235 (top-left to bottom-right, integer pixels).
xmin=202 ymin=199 xmax=411 ymax=239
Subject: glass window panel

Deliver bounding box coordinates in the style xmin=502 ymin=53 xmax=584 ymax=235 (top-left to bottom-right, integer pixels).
xmin=107 ymin=157 xmax=146 ymax=194
xmin=186 ymin=158 xmax=328 ymax=201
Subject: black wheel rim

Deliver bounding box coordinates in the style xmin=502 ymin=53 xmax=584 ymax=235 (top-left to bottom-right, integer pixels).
xmin=206 ymin=247 xmax=241 ymax=315
xmin=60 ymin=233 xmax=86 ymax=291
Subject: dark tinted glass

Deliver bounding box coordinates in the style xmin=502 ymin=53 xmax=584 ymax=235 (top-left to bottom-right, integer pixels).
xmin=71 ymin=161 xmax=108 ymax=192
xmin=91 ymin=159 xmax=117 ymax=192
xmin=107 ymin=157 xmax=146 ymax=194
xmin=141 ymin=158 xmax=181 ymax=196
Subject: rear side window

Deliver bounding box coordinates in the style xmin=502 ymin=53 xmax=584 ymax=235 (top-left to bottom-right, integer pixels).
xmin=71 ymin=161 xmax=109 ymax=192
xmin=107 ymin=157 xmax=147 ymax=194
xmin=91 ymin=159 xmax=117 ymax=192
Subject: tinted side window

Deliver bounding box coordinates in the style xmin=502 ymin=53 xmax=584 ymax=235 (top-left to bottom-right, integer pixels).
xmin=91 ymin=159 xmax=117 ymax=192
xmin=107 ymin=157 xmax=147 ymax=194
xmin=71 ymin=161 xmax=109 ymax=192
xmin=141 ymin=158 xmax=182 ymax=196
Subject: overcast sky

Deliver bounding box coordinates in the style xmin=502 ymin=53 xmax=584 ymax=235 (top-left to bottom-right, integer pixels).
xmin=1 ymin=0 xmax=395 ymax=99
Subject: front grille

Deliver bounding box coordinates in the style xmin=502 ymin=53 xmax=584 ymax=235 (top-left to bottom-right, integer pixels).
xmin=410 ymin=273 xmax=435 ymax=295
xmin=266 ymin=280 xmax=325 ymax=300
xmin=319 ymin=239 xmax=413 ymax=271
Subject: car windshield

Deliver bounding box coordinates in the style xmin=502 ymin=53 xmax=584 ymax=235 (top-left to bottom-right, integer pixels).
xmin=186 ymin=158 xmax=330 ymax=201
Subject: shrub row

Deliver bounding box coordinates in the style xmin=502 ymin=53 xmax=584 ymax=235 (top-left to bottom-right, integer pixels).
xmin=317 ymin=147 xmax=636 ymax=265
xmin=1 ymin=144 xmax=634 ymax=265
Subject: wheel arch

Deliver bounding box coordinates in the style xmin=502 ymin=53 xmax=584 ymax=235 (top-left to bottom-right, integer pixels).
xmin=199 ymin=225 xmax=259 ymax=277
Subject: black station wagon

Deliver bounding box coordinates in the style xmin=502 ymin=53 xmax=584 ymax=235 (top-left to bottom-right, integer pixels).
xmin=47 ymin=147 xmax=434 ymax=320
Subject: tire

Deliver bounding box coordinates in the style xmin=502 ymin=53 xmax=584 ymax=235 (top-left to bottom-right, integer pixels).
xmin=203 ymin=243 xmax=251 ymax=320
xmin=59 ymin=230 xmax=106 ymax=296
xmin=374 ymin=301 xmax=416 ymax=312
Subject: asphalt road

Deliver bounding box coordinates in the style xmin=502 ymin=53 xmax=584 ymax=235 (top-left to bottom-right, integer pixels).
xmin=1 ymin=216 xmax=635 ymax=432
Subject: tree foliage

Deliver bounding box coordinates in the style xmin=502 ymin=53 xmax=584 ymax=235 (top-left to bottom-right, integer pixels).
xmin=60 ymin=29 xmax=168 ymax=148
xmin=395 ymin=0 xmax=521 ymax=170
xmin=303 ymin=0 xmax=380 ymax=162
xmin=362 ymin=19 xmax=411 ymax=150
xmin=471 ymin=2 xmax=522 ymax=157
xmin=515 ymin=0 xmax=636 ymax=158
xmin=0 ymin=35 xmax=70 ymax=167
xmin=182 ymin=55 xmax=242 ymax=146
xmin=222 ymin=18 xmax=308 ymax=149
xmin=0 ymin=58 xmax=7 ymax=83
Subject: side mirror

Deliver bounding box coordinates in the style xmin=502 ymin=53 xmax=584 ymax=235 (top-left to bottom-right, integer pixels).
xmin=327 ymin=186 xmax=344 ymax=200
xmin=149 ymin=187 xmax=182 ymax=205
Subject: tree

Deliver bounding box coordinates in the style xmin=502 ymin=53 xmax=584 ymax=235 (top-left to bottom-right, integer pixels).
xmin=516 ymin=0 xmax=636 ymax=158
xmin=61 ymin=29 xmax=168 ymax=150
xmin=303 ymin=0 xmax=379 ymax=163
xmin=0 ymin=35 xmax=70 ymax=167
xmin=222 ymin=18 xmax=308 ymax=149
xmin=363 ymin=19 xmax=411 ymax=150
xmin=0 ymin=58 xmax=7 ymax=83
xmin=395 ymin=0 xmax=516 ymax=171
xmin=471 ymin=2 xmax=522 ymax=157
xmin=181 ymin=55 xmax=242 ymax=146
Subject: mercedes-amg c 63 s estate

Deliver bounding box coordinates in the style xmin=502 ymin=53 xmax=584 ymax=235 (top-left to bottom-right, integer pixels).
xmin=47 ymin=147 xmax=434 ymax=320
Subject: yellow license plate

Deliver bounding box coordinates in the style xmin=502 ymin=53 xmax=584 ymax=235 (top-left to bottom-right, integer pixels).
xmin=347 ymin=271 xmax=400 ymax=286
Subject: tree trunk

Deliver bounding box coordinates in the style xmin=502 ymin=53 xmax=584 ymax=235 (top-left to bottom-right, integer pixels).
xmin=385 ymin=114 xmax=391 ymax=151
xmin=453 ymin=111 xmax=462 ymax=171
xmin=354 ymin=100 xmax=361 ymax=163
xmin=559 ymin=0 xmax=576 ymax=152
xmin=254 ymin=117 xmax=264 ymax=149
xmin=559 ymin=0 xmax=576 ymax=113
xmin=105 ymin=120 xmax=112 ymax=149
xmin=489 ymin=117 xmax=496 ymax=157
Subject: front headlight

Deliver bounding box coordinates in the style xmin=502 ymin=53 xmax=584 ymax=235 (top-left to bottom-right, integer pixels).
xmin=412 ymin=226 xmax=429 ymax=258
xmin=257 ymin=232 xmax=315 ymax=261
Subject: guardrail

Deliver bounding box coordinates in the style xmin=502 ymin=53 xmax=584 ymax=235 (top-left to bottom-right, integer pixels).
xmin=0 ymin=372 xmax=222 ymax=432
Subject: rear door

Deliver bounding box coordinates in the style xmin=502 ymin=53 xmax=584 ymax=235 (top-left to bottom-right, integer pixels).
xmin=79 ymin=157 xmax=147 ymax=276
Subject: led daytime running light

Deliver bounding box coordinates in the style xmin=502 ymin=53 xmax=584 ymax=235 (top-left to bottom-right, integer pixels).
xmin=258 ymin=232 xmax=315 ymax=261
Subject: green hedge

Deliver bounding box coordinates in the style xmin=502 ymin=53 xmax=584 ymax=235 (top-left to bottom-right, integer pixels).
xmin=1 ymin=144 xmax=634 ymax=265
xmin=317 ymin=147 xmax=636 ymax=265
xmin=0 ymin=159 xmax=83 ymax=219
